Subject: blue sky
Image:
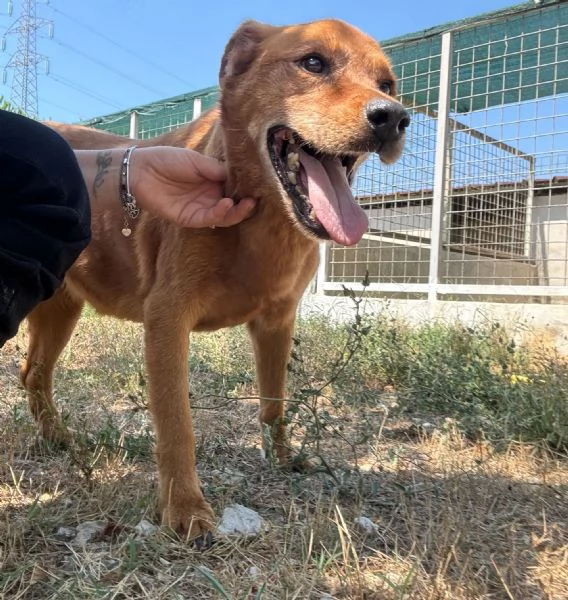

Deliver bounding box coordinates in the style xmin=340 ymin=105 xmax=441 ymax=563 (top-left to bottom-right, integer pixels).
xmin=0 ymin=0 xmax=520 ymax=122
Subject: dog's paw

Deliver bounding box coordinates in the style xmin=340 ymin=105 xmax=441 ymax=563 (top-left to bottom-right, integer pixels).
xmin=160 ymin=498 xmax=216 ymax=546
xmin=283 ymin=453 xmax=317 ymax=474
xmin=261 ymin=447 xmax=315 ymax=473
xmin=38 ymin=421 xmax=73 ymax=450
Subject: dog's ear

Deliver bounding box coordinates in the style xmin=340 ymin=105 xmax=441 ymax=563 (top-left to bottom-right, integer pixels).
xmin=219 ymin=20 xmax=274 ymax=83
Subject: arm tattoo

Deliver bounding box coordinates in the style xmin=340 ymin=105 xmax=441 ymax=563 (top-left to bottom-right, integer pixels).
xmin=92 ymin=150 xmax=113 ymax=198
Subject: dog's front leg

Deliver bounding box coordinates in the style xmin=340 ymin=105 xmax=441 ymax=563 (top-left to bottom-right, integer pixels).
xmin=247 ymin=307 xmax=297 ymax=465
xmin=144 ymin=299 xmax=214 ymax=540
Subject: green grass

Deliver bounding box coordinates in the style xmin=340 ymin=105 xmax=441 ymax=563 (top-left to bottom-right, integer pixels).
xmin=286 ymin=312 xmax=568 ymax=450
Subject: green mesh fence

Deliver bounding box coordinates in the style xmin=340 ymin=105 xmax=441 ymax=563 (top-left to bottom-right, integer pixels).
xmin=82 ymin=86 xmax=219 ymax=139
xmin=387 ymin=0 xmax=567 ymax=113
xmin=82 ymin=1 xmax=564 ymax=139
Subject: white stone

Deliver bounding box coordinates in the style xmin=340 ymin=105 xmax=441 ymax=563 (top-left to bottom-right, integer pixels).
xmin=54 ymin=526 xmax=77 ymax=541
xmin=217 ymin=504 xmax=266 ymax=538
xmin=248 ymin=565 xmax=261 ymax=579
xmin=72 ymin=520 xmax=107 ymax=547
xmin=134 ymin=519 xmax=158 ymax=537
xmin=353 ymin=516 xmax=380 ymax=534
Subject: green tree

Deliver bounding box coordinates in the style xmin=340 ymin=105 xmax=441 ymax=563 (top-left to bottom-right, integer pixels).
xmin=0 ymin=95 xmax=25 ymax=114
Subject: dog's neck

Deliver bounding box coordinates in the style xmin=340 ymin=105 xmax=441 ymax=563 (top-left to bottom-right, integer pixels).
xmin=149 ymin=107 xmax=320 ymax=291
xmin=201 ymin=112 xmax=315 ymax=245
xmin=154 ymin=106 xmax=318 ymax=251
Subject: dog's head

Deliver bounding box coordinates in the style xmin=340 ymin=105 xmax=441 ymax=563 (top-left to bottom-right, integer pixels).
xmin=219 ymin=19 xmax=409 ymax=246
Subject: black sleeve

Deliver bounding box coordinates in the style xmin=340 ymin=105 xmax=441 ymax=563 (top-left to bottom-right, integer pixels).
xmin=0 ymin=110 xmax=91 ymax=347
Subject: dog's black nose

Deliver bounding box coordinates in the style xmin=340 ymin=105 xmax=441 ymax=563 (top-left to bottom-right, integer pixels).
xmin=366 ymin=99 xmax=410 ymax=138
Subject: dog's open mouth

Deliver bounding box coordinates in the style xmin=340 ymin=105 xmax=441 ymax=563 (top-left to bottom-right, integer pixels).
xmin=267 ymin=127 xmax=369 ymax=246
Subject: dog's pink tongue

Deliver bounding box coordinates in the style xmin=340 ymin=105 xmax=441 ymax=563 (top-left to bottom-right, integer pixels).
xmin=298 ymin=150 xmax=368 ymax=246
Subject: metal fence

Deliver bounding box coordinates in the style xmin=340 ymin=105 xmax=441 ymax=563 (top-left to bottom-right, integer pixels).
xmin=86 ymin=1 xmax=568 ymax=305
xmin=84 ymin=86 xmax=219 ymax=139
xmin=320 ymin=0 xmax=568 ymax=303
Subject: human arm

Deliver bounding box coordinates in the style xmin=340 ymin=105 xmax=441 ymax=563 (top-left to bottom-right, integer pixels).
xmin=76 ymin=146 xmax=256 ymax=228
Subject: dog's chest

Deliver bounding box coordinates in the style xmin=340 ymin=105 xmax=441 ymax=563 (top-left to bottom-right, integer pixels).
xmin=194 ymin=294 xmax=262 ymax=331
xmin=194 ymin=253 xmax=316 ymax=331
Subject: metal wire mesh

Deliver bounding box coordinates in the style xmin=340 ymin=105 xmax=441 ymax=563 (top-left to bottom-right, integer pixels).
xmin=324 ymin=1 xmax=568 ymax=302
xmin=440 ymin=8 xmax=568 ymax=294
xmin=82 ymin=87 xmax=219 ymax=140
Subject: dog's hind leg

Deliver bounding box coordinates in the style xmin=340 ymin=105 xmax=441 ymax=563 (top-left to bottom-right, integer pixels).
xmin=20 ymin=284 xmax=84 ymax=445
xmin=247 ymin=307 xmax=297 ymax=465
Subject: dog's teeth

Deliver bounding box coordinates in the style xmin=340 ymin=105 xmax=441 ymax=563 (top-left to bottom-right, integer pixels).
xmin=287 ymin=152 xmax=300 ymax=170
xmin=288 ymin=171 xmax=297 ymax=184
xmin=295 ymin=185 xmax=304 ymax=196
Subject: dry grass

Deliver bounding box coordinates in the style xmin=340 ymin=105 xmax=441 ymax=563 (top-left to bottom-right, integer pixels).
xmin=1 ymin=312 xmax=567 ymax=599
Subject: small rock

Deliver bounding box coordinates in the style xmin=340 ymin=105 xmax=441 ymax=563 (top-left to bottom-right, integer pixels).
xmin=54 ymin=526 xmax=77 ymax=541
xmin=248 ymin=565 xmax=261 ymax=579
xmin=421 ymin=422 xmax=436 ymax=433
xmin=320 ymin=594 xmax=336 ymax=600
xmin=224 ymin=468 xmax=246 ymax=485
xmin=102 ymin=557 xmax=120 ymax=571
xmin=72 ymin=520 xmax=107 ymax=547
xmin=217 ymin=504 xmax=266 ymax=538
xmin=134 ymin=519 xmax=158 ymax=537
xmin=353 ymin=516 xmax=380 ymax=534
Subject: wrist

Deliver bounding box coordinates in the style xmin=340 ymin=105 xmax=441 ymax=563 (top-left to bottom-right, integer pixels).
xmin=87 ymin=148 xmax=122 ymax=202
xmin=119 ymin=146 xmax=141 ymax=236
xmin=127 ymin=146 xmax=143 ymax=202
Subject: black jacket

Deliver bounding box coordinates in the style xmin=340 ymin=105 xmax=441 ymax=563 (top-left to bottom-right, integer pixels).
xmin=0 ymin=110 xmax=91 ymax=347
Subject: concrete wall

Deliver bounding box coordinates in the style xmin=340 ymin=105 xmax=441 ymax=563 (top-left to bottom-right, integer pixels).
xmin=531 ymin=191 xmax=568 ymax=287
xmin=328 ymin=238 xmax=539 ymax=287
xmin=298 ymin=295 xmax=568 ymax=355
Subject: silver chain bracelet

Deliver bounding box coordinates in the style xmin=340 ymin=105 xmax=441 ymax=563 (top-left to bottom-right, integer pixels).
xmin=120 ymin=145 xmax=140 ymax=237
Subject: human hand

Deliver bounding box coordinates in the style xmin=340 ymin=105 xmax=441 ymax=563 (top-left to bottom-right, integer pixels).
xmin=128 ymin=146 xmax=255 ymax=228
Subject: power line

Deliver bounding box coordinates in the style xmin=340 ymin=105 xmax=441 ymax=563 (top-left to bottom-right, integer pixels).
xmin=51 ymin=37 xmax=164 ymax=97
xmin=40 ymin=96 xmax=82 ymax=119
xmin=48 ymin=73 xmax=122 ymax=110
xmin=47 ymin=4 xmax=193 ymax=88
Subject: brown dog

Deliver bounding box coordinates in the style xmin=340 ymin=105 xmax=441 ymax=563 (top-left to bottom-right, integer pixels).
xmin=20 ymin=19 xmax=408 ymax=541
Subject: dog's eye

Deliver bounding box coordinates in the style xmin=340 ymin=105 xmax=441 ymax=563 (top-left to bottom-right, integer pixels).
xmin=378 ymin=81 xmax=393 ymax=95
xmin=299 ymin=55 xmax=327 ymax=74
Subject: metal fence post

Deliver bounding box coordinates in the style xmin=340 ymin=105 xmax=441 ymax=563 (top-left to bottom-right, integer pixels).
xmin=524 ymin=156 xmax=536 ymax=261
xmin=428 ymin=31 xmax=453 ymax=306
xmin=129 ymin=110 xmax=139 ymax=139
xmin=313 ymin=242 xmax=328 ymax=294
xmin=193 ymin=97 xmax=202 ymax=120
